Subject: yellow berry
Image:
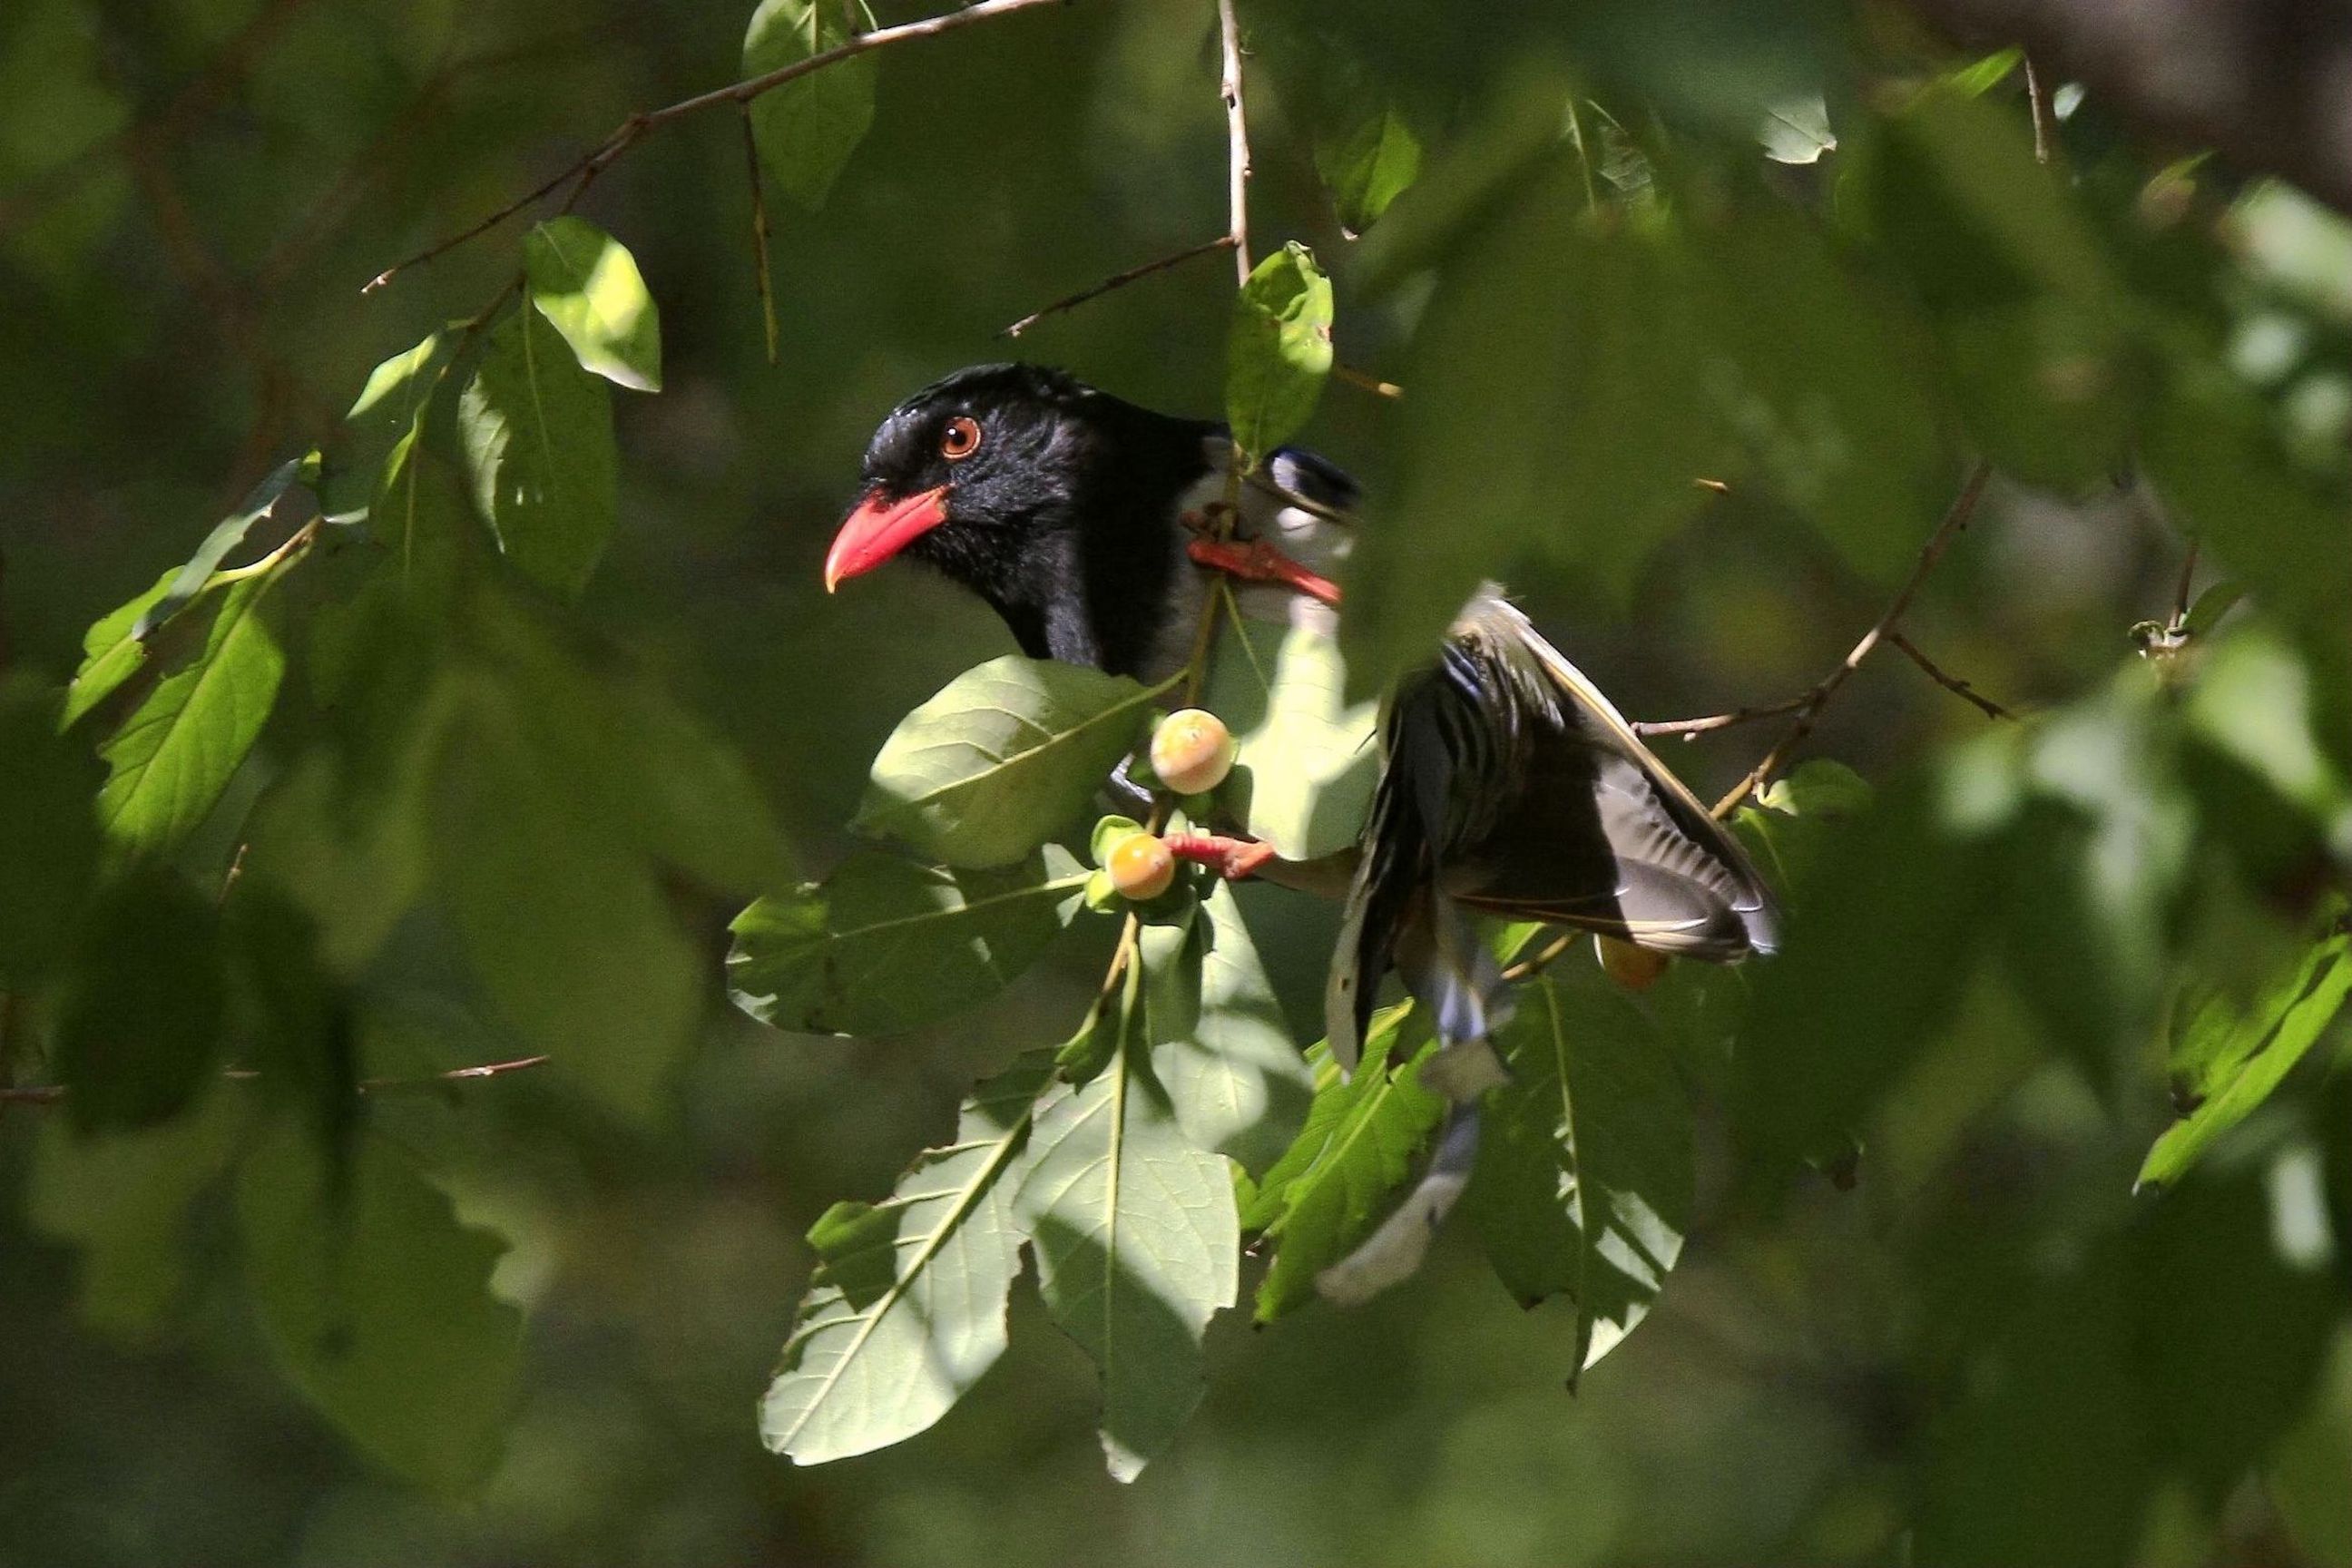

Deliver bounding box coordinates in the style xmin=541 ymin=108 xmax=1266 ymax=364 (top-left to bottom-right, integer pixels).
xmin=1597 ymin=935 xmax=1669 ymax=992
xmin=1150 ymin=709 xmax=1237 ymax=796
xmin=1107 ymin=834 xmax=1176 ymax=901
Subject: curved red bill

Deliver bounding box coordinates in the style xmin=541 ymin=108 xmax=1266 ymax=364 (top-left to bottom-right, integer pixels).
xmin=824 ymin=485 xmax=950 ymax=592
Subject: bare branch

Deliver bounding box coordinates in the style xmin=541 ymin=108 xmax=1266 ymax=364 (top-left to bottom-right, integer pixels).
xmin=740 ymin=106 xmax=779 ymax=366
xmin=1711 ymin=461 xmax=1996 ymax=818
xmin=1000 ymin=235 xmax=1237 ymax=338
xmin=1332 ymin=364 xmax=1404 ymax=399
xmin=1887 ymin=630 xmax=2013 ymax=720
xmin=1501 ymin=930 xmax=1586 ymax=985
xmin=2024 ymin=54 xmax=2057 ymax=165
xmin=364 ymin=0 xmax=1071 ymax=292
xmin=1633 ymin=694 xmax=1810 ymax=740
xmin=1 ymin=1054 xmax=554 ymax=1108
xmin=1217 ymin=0 xmax=1252 ymax=285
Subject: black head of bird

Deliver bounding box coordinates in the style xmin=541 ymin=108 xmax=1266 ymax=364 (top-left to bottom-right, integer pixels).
xmin=825 ymin=363 xmax=1218 ymax=676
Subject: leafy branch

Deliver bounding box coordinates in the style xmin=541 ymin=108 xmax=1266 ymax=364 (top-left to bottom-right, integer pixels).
xmin=363 ymin=0 xmax=1073 ymax=292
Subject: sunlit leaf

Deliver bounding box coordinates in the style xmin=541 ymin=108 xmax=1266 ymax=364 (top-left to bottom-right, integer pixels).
xmin=95 ymin=570 xmax=289 ymax=855
xmin=457 ymin=305 xmax=618 ymax=598
xmin=1465 ymin=971 xmax=1692 ymax=1381
xmin=240 ymin=1122 xmax=522 ymax=1494
xmin=855 ymin=654 xmax=1174 ymax=869
xmin=1014 ymin=963 xmax=1238 ymax=1481
xmin=522 ymin=217 xmax=662 ymax=393
xmin=742 ymin=0 xmax=876 ymax=211
xmin=1758 ymin=93 xmax=1834 ymax=164
xmin=1225 ymin=241 xmax=1334 ymax=465
xmin=728 ymin=846 xmax=1087 ymax=1036
xmin=1244 ymin=1005 xmax=1444 ymax=1320
xmin=2140 ymin=902 xmax=2351 ymax=1190
xmin=762 ymin=1050 xmax=1051 ymax=1466
xmin=132 ymin=455 xmax=313 ymax=639
xmin=1318 ymin=104 xmax=1423 ymax=233
xmin=318 ymin=332 xmax=456 ymax=525
xmin=1142 ymin=880 xmax=1314 ymax=1175
xmin=1197 ymin=607 xmax=1380 ymax=860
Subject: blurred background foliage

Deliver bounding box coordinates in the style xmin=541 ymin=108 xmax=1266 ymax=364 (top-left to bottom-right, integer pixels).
xmin=3 ymin=0 xmax=2351 ymax=1563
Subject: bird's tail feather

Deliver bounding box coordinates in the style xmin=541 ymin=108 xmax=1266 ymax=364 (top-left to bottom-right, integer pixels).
xmin=1316 ymin=1102 xmax=1482 ymax=1308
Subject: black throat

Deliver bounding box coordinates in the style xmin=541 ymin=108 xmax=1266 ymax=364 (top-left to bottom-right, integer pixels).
xmin=956 ymin=398 xmax=1215 ymax=678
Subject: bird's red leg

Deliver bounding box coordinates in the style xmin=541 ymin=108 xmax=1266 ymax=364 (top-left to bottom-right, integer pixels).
xmin=1186 ymin=536 xmax=1343 ymax=607
xmin=1164 ymin=830 xmax=1279 ymax=881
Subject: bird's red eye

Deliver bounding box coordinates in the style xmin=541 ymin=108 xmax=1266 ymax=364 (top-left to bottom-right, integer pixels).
xmin=940 ymin=416 xmax=982 ymax=461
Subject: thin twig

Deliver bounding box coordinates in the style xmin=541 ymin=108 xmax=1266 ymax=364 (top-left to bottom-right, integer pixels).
xmin=1216 ymin=0 xmax=1252 ymax=285
xmin=1710 ymin=461 xmax=1996 ymax=818
xmin=1501 ymin=930 xmax=1585 ymax=985
xmin=364 ymin=0 xmax=1069 ymax=292
xmin=1887 ymin=630 xmax=2012 ymax=720
xmin=1633 ymin=694 xmax=1810 ymax=740
xmin=2024 ymin=54 xmax=2056 ymax=167
xmin=0 ymin=1054 xmax=554 ymax=1108
xmin=1332 ymin=364 xmax=1403 ymax=399
xmin=1000 ymin=235 xmax=1237 ymax=338
xmin=740 ymin=106 xmax=779 ymax=366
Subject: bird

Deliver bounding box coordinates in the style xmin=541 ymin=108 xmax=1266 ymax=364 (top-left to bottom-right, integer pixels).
xmin=825 ymin=362 xmax=1778 ymax=1300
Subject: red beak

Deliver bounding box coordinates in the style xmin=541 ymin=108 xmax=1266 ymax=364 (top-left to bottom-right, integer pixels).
xmin=824 ymin=485 xmax=950 ymax=593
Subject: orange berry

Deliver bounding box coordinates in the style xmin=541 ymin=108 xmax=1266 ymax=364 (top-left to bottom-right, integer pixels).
xmin=1597 ymin=935 xmax=1669 ymax=991
xmin=1149 ymin=709 xmax=1237 ymax=796
xmin=1106 ymin=834 xmax=1176 ymax=901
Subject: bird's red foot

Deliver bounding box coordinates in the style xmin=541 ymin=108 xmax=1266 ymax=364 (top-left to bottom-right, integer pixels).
xmin=1186 ymin=536 xmax=1343 ymax=607
xmin=1163 ymin=830 xmax=1279 ymax=881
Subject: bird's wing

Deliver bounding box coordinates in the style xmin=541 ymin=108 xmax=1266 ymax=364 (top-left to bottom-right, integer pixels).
xmin=1443 ymin=601 xmax=1779 ymax=957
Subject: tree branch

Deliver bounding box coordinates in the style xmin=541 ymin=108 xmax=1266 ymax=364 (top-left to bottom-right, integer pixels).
xmin=999 ymin=235 xmax=1236 ymax=338
xmin=1217 ymin=0 xmax=1252 ymax=285
xmin=1887 ymin=630 xmax=2013 ymax=720
xmin=0 ymin=1054 xmax=554 ymax=1108
xmin=1710 ymin=461 xmax=1996 ymax=818
xmin=363 ymin=0 xmax=1072 ymax=292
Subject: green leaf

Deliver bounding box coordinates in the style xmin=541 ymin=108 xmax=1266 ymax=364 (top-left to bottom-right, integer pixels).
xmin=457 ymin=305 xmax=618 ymax=598
xmin=54 ymin=867 xmax=228 ymax=1133
xmin=96 ymin=569 xmax=289 ymax=855
xmin=1142 ymin=881 xmax=1314 ymax=1175
xmin=1756 ymin=756 xmax=1875 ymax=818
xmin=1943 ymin=46 xmax=2021 ymax=96
xmin=728 ymin=846 xmax=1087 ymax=1036
xmin=2139 ymin=903 xmax=2351 ymax=1190
xmin=1464 ymin=971 xmax=1692 ymax=1381
xmin=1014 ymin=963 xmax=1239 ymax=1482
xmin=1344 ymin=162 xmax=1720 ymax=693
xmin=1757 ymin=93 xmax=1835 ymax=164
xmin=239 ymin=1121 xmax=522 ymax=1494
xmin=0 ymin=677 xmax=100 ymax=983
xmin=62 ymin=567 xmax=178 ymax=730
xmin=1197 ymin=606 xmax=1381 ymax=859
xmin=762 ymin=1049 xmax=1051 ymax=1465
xmin=854 ymin=654 xmax=1174 ymax=869
xmin=1244 ymin=1005 xmax=1445 ymax=1320
xmin=2181 ymin=579 xmax=2245 ymax=638
xmin=742 ymin=0 xmax=876 ymax=211
xmin=1732 ymin=769 xmax=2006 ymax=1170
xmin=2143 ymin=362 xmax=2352 ymax=639
xmin=1696 ymin=203 xmax=1949 ymax=578
xmin=522 ymin=217 xmax=662 ymax=393
xmin=132 ymin=455 xmax=312 ymax=639
xmin=1317 ymin=104 xmax=1423 ymax=233
xmin=432 ymin=679 xmax=700 ymax=1122
xmin=1224 ymin=241 xmax=1335 ymax=465
xmin=27 ymin=1090 xmax=244 ymax=1339
xmin=319 ymin=332 xmax=456 ymax=524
